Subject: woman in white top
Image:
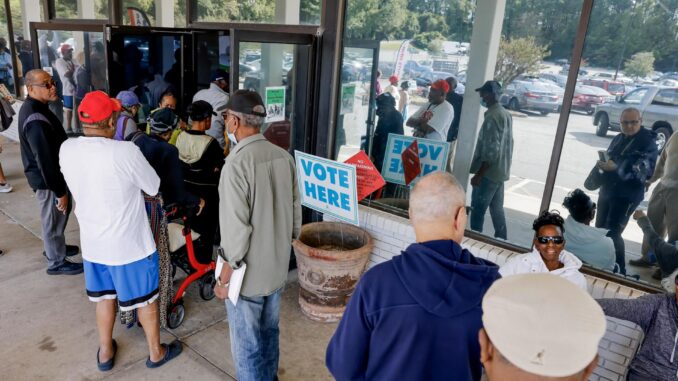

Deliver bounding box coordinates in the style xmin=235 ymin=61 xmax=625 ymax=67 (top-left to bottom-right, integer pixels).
xmin=500 ymin=211 xmax=588 ymax=290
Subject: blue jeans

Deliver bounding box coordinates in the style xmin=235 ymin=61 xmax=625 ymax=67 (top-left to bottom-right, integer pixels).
xmin=470 ymin=177 xmax=507 ymax=239
xmin=225 ymin=287 xmax=283 ymax=381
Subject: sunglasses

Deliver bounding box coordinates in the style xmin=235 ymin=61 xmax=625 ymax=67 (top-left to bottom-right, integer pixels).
xmin=32 ymin=80 xmax=56 ymax=90
xmin=536 ymin=236 xmax=564 ymax=245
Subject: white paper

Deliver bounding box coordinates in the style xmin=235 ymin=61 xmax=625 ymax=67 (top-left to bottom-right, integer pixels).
xmin=215 ymin=256 xmax=246 ymax=306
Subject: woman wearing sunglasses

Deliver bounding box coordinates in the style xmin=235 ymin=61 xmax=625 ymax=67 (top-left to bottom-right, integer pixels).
xmin=499 ymin=210 xmax=587 ymax=290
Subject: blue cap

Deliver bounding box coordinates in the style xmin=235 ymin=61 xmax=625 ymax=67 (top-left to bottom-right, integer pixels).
xmin=115 ymin=91 xmax=140 ymax=107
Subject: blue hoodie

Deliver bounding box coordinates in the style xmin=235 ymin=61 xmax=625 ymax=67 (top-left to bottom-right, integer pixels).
xmin=326 ymin=240 xmax=500 ymax=381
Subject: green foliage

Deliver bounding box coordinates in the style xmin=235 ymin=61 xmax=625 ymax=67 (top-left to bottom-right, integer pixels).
xmin=624 ymin=51 xmax=655 ymax=79
xmin=411 ymin=31 xmax=444 ymax=54
xmin=494 ymin=36 xmax=550 ymax=86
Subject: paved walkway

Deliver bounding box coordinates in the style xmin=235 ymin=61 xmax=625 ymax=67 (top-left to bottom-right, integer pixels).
xmin=0 ymin=138 xmax=336 ymax=380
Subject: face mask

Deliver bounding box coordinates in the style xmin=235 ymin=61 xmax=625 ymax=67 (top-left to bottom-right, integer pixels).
xmin=227 ymin=123 xmax=238 ymax=145
xmin=480 ymin=99 xmax=487 ymax=108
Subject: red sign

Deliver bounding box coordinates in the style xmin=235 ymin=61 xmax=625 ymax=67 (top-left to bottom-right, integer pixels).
xmin=344 ymin=151 xmax=386 ymax=201
xmin=401 ymin=140 xmax=421 ymax=185
xmin=263 ymin=120 xmax=291 ymax=150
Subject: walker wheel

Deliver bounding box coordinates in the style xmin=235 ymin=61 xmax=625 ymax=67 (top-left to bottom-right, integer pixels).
xmin=167 ymin=301 xmax=185 ymax=329
xmin=199 ymin=272 xmax=216 ymax=301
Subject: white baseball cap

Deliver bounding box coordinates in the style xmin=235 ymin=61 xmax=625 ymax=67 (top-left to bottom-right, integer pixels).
xmin=482 ymin=273 xmax=606 ymax=378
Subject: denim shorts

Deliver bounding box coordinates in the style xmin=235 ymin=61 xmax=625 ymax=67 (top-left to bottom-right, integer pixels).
xmin=63 ymin=95 xmax=74 ymax=109
xmin=83 ymin=252 xmax=159 ymax=311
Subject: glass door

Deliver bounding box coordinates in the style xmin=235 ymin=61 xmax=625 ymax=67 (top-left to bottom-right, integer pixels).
xmin=232 ymin=30 xmax=316 ymax=153
xmin=333 ymin=40 xmax=379 ymax=162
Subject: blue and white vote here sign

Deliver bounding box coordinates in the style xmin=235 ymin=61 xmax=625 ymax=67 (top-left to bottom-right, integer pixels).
xmin=295 ymin=151 xmax=359 ymax=225
xmin=381 ymin=134 xmax=450 ymax=185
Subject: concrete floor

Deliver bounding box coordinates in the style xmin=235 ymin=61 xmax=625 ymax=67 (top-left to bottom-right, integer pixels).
xmin=0 ymin=139 xmax=337 ymax=381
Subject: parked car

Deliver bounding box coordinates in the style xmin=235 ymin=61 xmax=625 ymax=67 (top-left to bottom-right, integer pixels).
xmin=593 ymin=86 xmax=678 ymax=151
xmin=538 ymin=73 xmax=568 ymax=87
xmin=500 ymin=80 xmax=560 ymax=115
xmin=572 ymin=85 xmax=613 ymax=115
xmin=582 ymin=79 xmax=626 ymax=97
xmin=415 ymin=71 xmax=464 ymax=95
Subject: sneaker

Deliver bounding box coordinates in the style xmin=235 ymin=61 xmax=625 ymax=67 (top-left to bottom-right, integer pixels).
xmin=629 ymin=258 xmax=656 ymax=268
xmin=46 ymin=261 xmax=84 ymax=275
xmin=0 ymin=183 xmax=12 ymax=193
xmin=43 ymin=245 xmax=80 ymax=258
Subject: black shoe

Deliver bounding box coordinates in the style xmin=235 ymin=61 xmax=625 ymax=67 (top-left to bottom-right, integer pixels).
xmin=46 ymin=261 xmax=84 ymax=275
xmin=652 ymin=267 xmax=663 ymax=280
xmin=97 ymin=339 xmax=117 ymax=372
xmin=43 ymin=245 xmax=80 ymax=258
xmin=629 ymin=258 xmax=655 ymax=268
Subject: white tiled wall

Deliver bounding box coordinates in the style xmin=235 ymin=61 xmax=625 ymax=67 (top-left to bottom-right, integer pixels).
xmin=325 ymin=205 xmax=649 ymax=381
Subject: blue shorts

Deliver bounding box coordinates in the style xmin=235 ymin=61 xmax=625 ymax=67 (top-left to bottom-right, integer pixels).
xmin=63 ymin=95 xmax=73 ymax=109
xmin=84 ymin=252 xmax=159 ymax=311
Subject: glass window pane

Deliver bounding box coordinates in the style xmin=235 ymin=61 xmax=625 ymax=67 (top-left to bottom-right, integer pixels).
xmin=53 ymin=0 xmax=109 ymax=20
xmin=195 ymin=0 xmax=320 ymax=25
xmin=237 ymin=41 xmax=310 ymax=151
xmin=122 ymin=1 xmax=156 ymax=26
xmin=552 ymin=0 xmax=678 ymax=286
xmin=0 ymin=1 xmax=18 ymax=96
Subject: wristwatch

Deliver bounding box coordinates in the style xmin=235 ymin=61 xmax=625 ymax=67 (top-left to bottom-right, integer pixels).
xmin=216 ymin=277 xmax=230 ymax=288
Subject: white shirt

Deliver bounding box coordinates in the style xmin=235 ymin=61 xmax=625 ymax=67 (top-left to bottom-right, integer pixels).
xmin=410 ymin=100 xmax=454 ymax=141
xmin=384 ymin=84 xmax=401 ymax=110
xmin=499 ymin=248 xmax=588 ymax=290
xmin=60 ymin=137 xmax=160 ymax=266
xmin=193 ymin=83 xmax=230 ymax=148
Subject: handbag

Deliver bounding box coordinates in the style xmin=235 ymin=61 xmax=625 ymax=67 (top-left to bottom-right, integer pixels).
xmin=584 ymin=166 xmax=604 ymax=191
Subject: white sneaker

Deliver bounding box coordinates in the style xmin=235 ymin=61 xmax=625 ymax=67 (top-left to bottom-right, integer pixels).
xmin=0 ymin=183 xmax=12 ymax=193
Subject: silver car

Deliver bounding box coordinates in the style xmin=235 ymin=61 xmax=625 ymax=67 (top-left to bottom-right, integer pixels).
xmin=501 ymin=80 xmax=560 ymax=115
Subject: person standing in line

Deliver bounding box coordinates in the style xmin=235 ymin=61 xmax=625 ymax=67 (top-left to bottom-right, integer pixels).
xmin=60 ymin=90 xmax=182 ymax=371
xmin=215 ymin=90 xmax=301 ymax=381
xmin=595 ymin=107 xmax=657 ymax=275
xmin=383 ymin=75 xmax=401 ymax=110
xmin=469 ymin=80 xmax=513 ymax=240
xmin=480 ymin=274 xmax=605 ymax=381
xmin=406 ymin=79 xmax=454 ymax=141
xmin=193 ymin=69 xmax=230 ymax=148
xmin=113 ymin=91 xmax=141 ymax=141
xmin=445 ymin=76 xmax=464 ymax=143
xmin=398 ymin=81 xmax=410 ymax=120
xmin=327 ymin=172 xmax=500 ymax=381
xmin=19 ymin=69 xmax=81 ymax=275
xmin=630 ymin=132 xmax=678 ymax=278
xmin=54 ymin=44 xmax=76 ymax=133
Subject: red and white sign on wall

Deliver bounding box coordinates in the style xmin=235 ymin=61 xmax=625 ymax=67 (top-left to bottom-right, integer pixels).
xmin=344 ymin=151 xmax=386 ymax=201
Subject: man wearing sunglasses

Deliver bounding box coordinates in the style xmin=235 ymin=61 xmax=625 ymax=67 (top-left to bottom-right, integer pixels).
xmin=500 ymin=211 xmax=587 ymax=290
xmin=18 ymin=69 xmax=81 ymax=275
xmin=597 ymin=272 xmax=678 ymax=380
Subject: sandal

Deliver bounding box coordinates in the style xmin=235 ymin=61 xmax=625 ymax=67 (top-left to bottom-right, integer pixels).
xmin=97 ymin=339 xmax=117 ymax=372
xmin=146 ymin=340 xmax=183 ymax=368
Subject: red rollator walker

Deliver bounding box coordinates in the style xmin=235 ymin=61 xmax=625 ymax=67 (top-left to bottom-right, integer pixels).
xmin=164 ymin=204 xmax=217 ymax=329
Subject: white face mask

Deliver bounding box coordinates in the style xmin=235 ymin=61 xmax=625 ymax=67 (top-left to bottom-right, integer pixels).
xmin=226 ymin=121 xmax=238 ymax=145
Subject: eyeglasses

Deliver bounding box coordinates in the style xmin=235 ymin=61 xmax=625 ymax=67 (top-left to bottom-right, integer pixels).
xmin=620 ymin=120 xmax=640 ymax=126
xmin=536 ymin=236 xmax=564 ymax=245
xmin=32 ymin=80 xmax=56 ymax=90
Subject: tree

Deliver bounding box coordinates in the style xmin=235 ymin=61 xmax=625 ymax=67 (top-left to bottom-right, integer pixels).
xmin=624 ymin=51 xmax=655 ymax=79
xmin=494 ymin=36 xmax=550 ymax=86
xmin=411 ymin=31 xmax=444 ymax=53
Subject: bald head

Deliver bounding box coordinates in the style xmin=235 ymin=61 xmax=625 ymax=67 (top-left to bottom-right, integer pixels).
xmin=25 ymin=69 xmax=49 ymax=87
xmin=25 ymin=69 xmax=58 ymax=103
xmin=409 ymin=172 xmax=467 ymax=242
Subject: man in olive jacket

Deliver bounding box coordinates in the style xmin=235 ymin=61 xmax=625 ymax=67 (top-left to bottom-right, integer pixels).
xmin=215 ymin=90 xmax=301 ymax=381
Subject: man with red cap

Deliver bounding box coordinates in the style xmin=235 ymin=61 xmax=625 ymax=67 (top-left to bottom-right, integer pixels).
xmin=406 ymin=79 xmax=454 ymax=141
xmin=54 ymin=44 xmax=76 ymax=133
xmin=59 ymin=91 xmax=183 ymax=372
xmin=384 ymin=74 xmax=401 ymax=110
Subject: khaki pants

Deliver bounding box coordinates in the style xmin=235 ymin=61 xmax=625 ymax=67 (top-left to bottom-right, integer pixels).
xmin=641 ymin=183 xmax=678 ymax=258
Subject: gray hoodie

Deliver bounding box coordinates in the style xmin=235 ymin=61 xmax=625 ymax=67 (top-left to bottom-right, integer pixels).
xmin=598 ymin=293 xmax=678 ymax=380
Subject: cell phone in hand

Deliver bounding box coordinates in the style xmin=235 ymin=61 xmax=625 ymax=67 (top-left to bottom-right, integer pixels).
xmin=598 ymin=150 xmax=609 ymax=162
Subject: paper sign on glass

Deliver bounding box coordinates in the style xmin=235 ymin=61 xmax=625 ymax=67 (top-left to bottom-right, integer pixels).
xmin=344 ymin=150 xmax=386 ymax=201
xmin=380 ymin=134 xmax=450 ymax=185
xmin=401 ymin=140 xmax=421 ymax=185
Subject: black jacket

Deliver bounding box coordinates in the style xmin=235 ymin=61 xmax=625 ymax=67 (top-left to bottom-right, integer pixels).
xmin=602 ymin=127 xmax=658 ymax=196
xmin=373 ymin=107 xmax=404 ymax=172
xmin=446 ymin=92 xmax=464 ymax=142
xmin=18 ymin=97 xmax=68 ymax=196
xmin=126 ymin=131 xmax=199 ymax=207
